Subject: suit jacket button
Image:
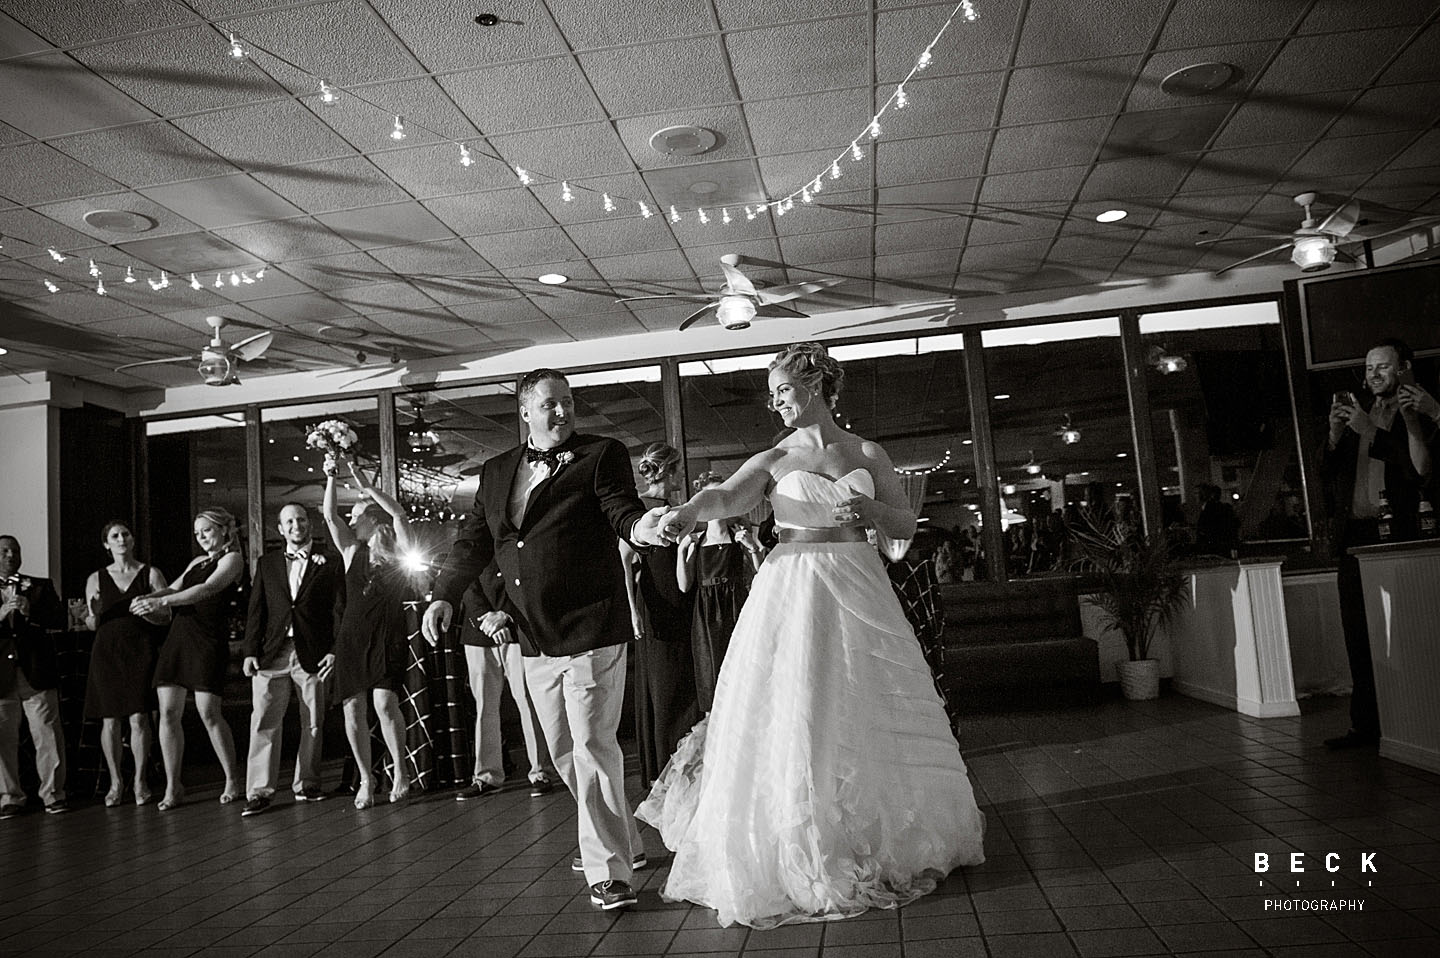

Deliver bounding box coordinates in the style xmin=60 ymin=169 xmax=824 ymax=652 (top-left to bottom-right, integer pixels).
xmin=514 ymin=578 xmax=521 ymax=586
xmin=517 ymin=540 xmax=524 ymax=549
xmin=495 ymin=570 xmax=503 ymax=578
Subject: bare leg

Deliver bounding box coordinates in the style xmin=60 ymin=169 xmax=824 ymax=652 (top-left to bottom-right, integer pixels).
xmin=372 ymin=688 xmax=409 ymax=800
xmin=99 ymin=718 xmax=124 ymax=803
xmin=129 ymin=712 xmax=154 ymax=803
xmin=194 ymin=690 xmax=241 ymax=801
xmin=155 ymin=685 xmax=187 ymax=807
xmin=343 ymin=695 xmax=375 ymax=808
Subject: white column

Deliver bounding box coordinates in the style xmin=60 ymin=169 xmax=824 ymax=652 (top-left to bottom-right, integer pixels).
xmin=0 ymin=380 xmax=62 ymax=579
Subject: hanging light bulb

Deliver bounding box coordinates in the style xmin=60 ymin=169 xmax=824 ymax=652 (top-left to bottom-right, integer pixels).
xmin=189 ymin=273 xmax=202 ymax=290
xmin=319 ymin=79 xmax=338 ymax=104
xmin=775 ymin=202 xmax=786 ymax=217
xmin=230 ymin=271 xmax=241 ymax=286
xmin=48 ymin=248 xmax=67 ymax=262
xmin=561 ymin=181 xmax=573 ymax=202
xmin=88 ymin=259 xmax=100 ymax=278
xmin=801 ymin=187 xmax=812 ymax=204
xmin=830 ymin=160 xmax=842 ymax=180
xmin=783 ymin=197 xmax=795 ymax=212
xmin=602 ymin=192 xmax=615 ymax=212
xmin=240 ymin=271 xmax=255 ymax=284
xmin=124 ymin=265 xmax=137 ymax=283
xmin=458 ymin=143 xmax=473 ymax=167
xmin=215 ymin=273 xmax=224 ymax=288
xmin=896 ymin=87 xmax=908 ymax=108
xmin=850 ymin=142 xmax=864 ymax=162
xmin=254 ymin=267 xmax=265 ymax=279
xmin=961 ymin=0 xmax=978 ymax=22
xmin=228 ymin=33 xmax=246 ymax=58
xmin=43 ymin=279 xmax=59 ymax=293
xmin=515 ymin=166 xmax=533 ymax=186
xmin=96 ymin=278 xmax=106 ymax=295
xmin=721 ymin=207 xmax=731 ymax=224
xmin=868 ymin=119 xmax=882 ymax=139
xmin=669 ymin=205 xmax=681 ymax=223
xmin=638 ymin=201 xmax=653 ymax=218
xmin=148 ymin=276 xmax=163 ymax=291
xmin=697 ymin=207 xmax=709 ymax=224
xmin=158 ymin=270 xmax=170 ymax=289
xmin=744 ymin=205 xmax=756 ymax=220
xmin=811 ymin=176 xmax=823 ymax=194
xmin=917 ymin=48 xmax=933 ymax=70
xmin=390 ymin=116 xmax=406 ymax=140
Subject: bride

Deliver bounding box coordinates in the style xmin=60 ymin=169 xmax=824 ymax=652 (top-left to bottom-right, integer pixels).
xmin=640 ymin=342 xmax=985 ymax=929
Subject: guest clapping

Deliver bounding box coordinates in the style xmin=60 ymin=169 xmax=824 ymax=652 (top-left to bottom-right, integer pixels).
xmin=136 ymin=509 xmax=245 ymax=810
xmin=322 ymin=459 xmax=414 ymax=809
xmin=83 ymin=521 xmax=168 ymax=806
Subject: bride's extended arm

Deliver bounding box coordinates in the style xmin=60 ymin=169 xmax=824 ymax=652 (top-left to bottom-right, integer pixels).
xmin=669 ymin=452 xmax=775 ymax=529
xmin=859 ymin=441 xmax=918 ymax=540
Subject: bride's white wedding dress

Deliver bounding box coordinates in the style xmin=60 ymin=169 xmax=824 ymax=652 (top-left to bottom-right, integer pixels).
xmin=636 ymin=468 xmax=985 ymax=928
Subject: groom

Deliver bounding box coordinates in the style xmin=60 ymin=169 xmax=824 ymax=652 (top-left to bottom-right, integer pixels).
xmin=423 ymin=368 xmax=668 ymax=910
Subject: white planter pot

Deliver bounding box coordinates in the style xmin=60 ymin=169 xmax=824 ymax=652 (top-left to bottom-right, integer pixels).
xmin=1117 ymin=658 xmax=1161 ymax=700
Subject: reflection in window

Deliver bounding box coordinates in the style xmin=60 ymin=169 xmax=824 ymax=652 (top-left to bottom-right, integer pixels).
xmin=146 ymin=413 xmax=249 ymax=580
xmin=1140 ymin=301 xmax=1306 ymax=554
xmin=983 ymin=319 xmax=1134 ymax=578
xmin=260 ymin=398 xmax=379 ymax=555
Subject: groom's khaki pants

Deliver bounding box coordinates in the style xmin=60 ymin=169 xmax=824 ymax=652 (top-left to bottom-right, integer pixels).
xmin=524 ymin=643 xmax=644 ymax=886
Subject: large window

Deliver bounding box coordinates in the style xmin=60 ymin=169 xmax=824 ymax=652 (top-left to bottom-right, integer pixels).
xmin=1140 ymin=302 xmax=1307 ymax=553
xmin=260 ymin=398 xmax=380 ymax=554
xmin=146 ymin=412 xmax=249 ymax=580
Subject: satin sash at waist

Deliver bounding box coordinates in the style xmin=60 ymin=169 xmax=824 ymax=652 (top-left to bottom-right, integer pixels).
xmin=777 ymin=526 xmax=868 ymax=544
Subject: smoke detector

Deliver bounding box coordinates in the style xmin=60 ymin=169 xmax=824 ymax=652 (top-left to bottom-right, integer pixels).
xmin=650 ymin=125 xmax=718 ymax=157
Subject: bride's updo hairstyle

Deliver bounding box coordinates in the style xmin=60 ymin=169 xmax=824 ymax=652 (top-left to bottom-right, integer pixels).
xmin=638 ymin=441 xmax=681 ymax=483
xmin=769 ymin=342 xmax=843 ymax=410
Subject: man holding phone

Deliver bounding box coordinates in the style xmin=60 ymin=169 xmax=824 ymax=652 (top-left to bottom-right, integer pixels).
xmin=1318 ymin=337 xmax=1438 ymax=749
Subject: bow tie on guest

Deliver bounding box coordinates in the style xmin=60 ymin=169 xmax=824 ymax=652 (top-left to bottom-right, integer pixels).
xmin=525 ymin=446 xmax=563 ymax=469
xmin=1 ymin=575 xmax=19 ymax=586
xmin=285 ymin=550 xmax=310 ymax=562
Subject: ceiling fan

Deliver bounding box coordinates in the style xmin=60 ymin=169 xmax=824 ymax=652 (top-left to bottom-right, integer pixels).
xmin=1197 ymin=192 xmax=1436 ymax=275
xmin=114 ymin=315 xmax=272 ymax=385
xmin=616 ymin=254 xmax=842 ymax=330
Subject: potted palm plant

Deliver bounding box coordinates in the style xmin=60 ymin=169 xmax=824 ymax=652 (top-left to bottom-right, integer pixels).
xmin=1069 ymin=512 xmax=1190 ymax=700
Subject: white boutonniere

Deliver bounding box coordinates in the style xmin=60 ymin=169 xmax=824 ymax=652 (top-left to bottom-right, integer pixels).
xmin=555 ymin=451 xmax=575 ymax=470
xmin=310 ymin=555 xmax=326 ymax=567
xmin=19 ymin=577 xmax=32 ymax=592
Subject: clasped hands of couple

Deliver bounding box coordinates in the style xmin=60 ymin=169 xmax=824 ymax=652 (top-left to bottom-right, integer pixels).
xmin=645 ymin=491 xmax=879 ymax=544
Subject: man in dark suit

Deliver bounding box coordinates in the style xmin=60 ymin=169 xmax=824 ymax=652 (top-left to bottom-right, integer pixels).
xmin=423 ymin=368 xmax=668 ymax=911
xmin=0 ymin=535 xmax=68 ymax=818
xmin=240 ymin=504 xmax=343 ymax=816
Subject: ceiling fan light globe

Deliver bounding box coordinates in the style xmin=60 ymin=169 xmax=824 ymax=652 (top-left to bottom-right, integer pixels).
xmin=198 ymin=352 xmax=233 ymax=386
xmin=715 ymin=296 xmax=756 ymax=330
xmin=1292 ymin=235 xmax=1336 ymax=272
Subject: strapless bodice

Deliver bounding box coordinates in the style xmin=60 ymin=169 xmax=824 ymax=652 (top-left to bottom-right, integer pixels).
xmin=771 ymin=468 xmax=873 ymax=529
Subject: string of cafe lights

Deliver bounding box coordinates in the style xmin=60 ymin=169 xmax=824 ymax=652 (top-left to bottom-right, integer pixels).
xmin=895 ymin=448 xmax=953 ymax=477
xmin=0 ymin=231 xmax=272 ymax=298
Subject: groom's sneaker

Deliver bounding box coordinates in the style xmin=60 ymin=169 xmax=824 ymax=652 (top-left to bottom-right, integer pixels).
xmin=572 ymin=852 xmax=647 ymax=873
xmin=589 ymin=879 xmax=638 ymax=910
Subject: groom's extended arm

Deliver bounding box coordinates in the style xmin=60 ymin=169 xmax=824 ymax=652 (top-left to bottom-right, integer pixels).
xmin=432 ymin=494 xmax=496 ymax=609
xmin=593 ymin=438 xmax=659 ymax=547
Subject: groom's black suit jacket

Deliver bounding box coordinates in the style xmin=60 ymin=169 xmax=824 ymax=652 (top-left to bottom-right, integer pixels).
xmin=434 ymin=433 xmax=647 ymax=658
xmin=243 ymin=548 xmax=343 ymax=674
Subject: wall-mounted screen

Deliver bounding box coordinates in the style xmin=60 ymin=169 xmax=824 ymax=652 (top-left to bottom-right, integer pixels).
xmin=1298 ymin=260 xmax=1440 ymax=369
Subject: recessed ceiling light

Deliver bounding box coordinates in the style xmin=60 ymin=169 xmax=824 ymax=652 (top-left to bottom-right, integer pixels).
xmin=0 ymin=346 xmax=8 ymax=355
xmin=962 ymin=439 xmax=973 ymax=445
xmin=1116 ymin=452 xmax=1129 ymax=458
xmin=1096 ymin=209 xmax=1128 ymax=223
xmin=993 ymin=393 xmax=1011 ymax=400
xmin=537 ymin=273 xmax=568 ymax=285
xmin=202 ymin=477 xmax=217 ymax=484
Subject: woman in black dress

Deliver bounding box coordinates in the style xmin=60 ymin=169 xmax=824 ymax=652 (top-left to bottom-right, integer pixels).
xmin=623 ymin=442 xmax=698 ymax=785
xmin=322 ymin=459 xmax=414 ymax=810
xmin=84 ymin=520 xmax=169 ymax=806
xmin=133 ymin=509 xmax=245 ymax=810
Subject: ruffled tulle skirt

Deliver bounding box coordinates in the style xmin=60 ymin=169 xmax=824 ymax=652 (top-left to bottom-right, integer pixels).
xmin=636 ymin=540 xmax=986 ymax=928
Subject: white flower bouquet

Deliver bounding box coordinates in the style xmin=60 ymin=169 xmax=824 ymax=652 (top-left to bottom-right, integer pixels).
xmin=306 ymin=419 xmax=359 ymax=475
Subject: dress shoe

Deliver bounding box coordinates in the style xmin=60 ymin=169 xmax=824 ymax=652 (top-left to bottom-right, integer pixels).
xmin=134 ymin=783 xmax=154 ymax=806
xmin=589 ymin=879 xmax=638 ymax=910
xmin=44 ymin=799 xmax=71 ymax=815
xmin=294 ymin=786 xmax=327 ymax=802
xmin=241 ymin=796 xmax=271 ymax=817
xmin=104 ymin=785 xmax=125 ymax=808
xmin=1325 ymin=729 xmax=1380 ymax=750
xmin=157 ymin=785 xmax=185 ymax=812
xmin=528 ymin=776 xmax=556 ymax=797
xmin=572 ymin=852 xmax=647 ymax=873
xmin=1 ymin=802 xmax=24 ymax=820
xmin=354 ymin=781 xmax=376 ymax=810
xmin=455 ymin=783 xmax=497 ymax=801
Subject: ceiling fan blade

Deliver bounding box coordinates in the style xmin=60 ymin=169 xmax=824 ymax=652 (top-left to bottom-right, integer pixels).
xmin=1316 ymin=199 xmax=1361 ymax=238
xmin=719 ymin=262 xmax=758 ymax=297
xmin=677 ymin=304 xmax=717 ymax=331
xmin=754 ymin=277 xmax=844 ymax=305
xmin=114 ymin=354 xmax=198 ymax=372
xmin=1212 ymin=242 xmax=1295 ymax=276
xmin=1195 ymin=233 xmax=1297 ymax=248
xmin=614 ymin=293 xmax=708 ymax=304
xmin=1344 ymin=215 xmax=1440 ymax=244
xmin=755 ymin=303 xmax=809 ymax=319
xmin=232 ymin=330 xmax=273 ymax=361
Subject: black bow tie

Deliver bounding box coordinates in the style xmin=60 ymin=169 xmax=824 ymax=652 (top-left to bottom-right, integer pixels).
xmin=1 ymin=575 xmax=19 ymax=586
xmin=285 ymin=550 xmax=309 ymax=562
xmin=525 ymin=446 xmax=562 ymax=468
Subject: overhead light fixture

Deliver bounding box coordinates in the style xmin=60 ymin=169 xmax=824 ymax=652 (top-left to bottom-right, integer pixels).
xmin=1059 ymin=414 xmax=1081 ymax=445
xmin=715 ymin=295 xmax=756 ymax=330
xmin=1003 ymin=483 xmax=1017 ymax=495
xmin=0 ymin=346 xmax=7 ymax=356
xmin=537 ymin=273 xmax=568 ymax=285
xmin=1291 ymin=235 xmax=1336 ymax=272
xmin=408 ymin=426 xmax=440 ymax=453
xmin=390 ymin=116 xmax=406 ymax=141
xmin=1116 ymin=452 xmax=1129 ymax=458
xmin=319 ymin=79 xmax=338 ymax=104
xmin=202 ymin=477 xmax=217 ymax=484
xmin=1147 ymin=344 xmax=1188 ymax=374
xmin=993 ymin=393 xmax=1010 ymax=400
xmin=961 ymin=438 xmax=973 ymax=445
xmin=1096 ymin=209 xmax=1128 ymax=223
xmin=197 ymin=350 xmax=233 ymax=386
xmin=1024 ymin=454 xmax=1043 ymax=476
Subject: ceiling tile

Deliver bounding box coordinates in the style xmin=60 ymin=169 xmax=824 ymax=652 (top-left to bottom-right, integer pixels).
xmin=173 ymin=99 xmax=353 ymax=170
xmin=423 ymin=189 xmax=554 ymax=236
xmin=876 ymin=133 xmax=989 ymax=187
xmin=141 ymin=174 xmax=303 ymax=229
xmin=1001 ymin=58 xmax=1139 ymax=126
xmin=487 ymin=123 xmax=633 ymax=178
xmin=876 ymin=216 xmax=967 ymax=256
xmin=1298 ymin=0 xmax=1433 ymax=33
xmin=114 ymin=230 xmax=263 ymax=273
xmin=366 ymin=142 xmax=516 ymax=199
xmin=553 ymin=312 xmax=643 ymax=340
xmin=0 ymin=10 xmax=59 ymax=57
xmin=68 ymin=25 xmax=290 ymax=115
xmin=241 ymin=291 xmax=357 ymax=324
xmin=219 ymin=0 xmax=425 ymax=86
xmin=366 ymin=238 xmax=497 ymax=278
xmin=880 ymin=72 xmax=1002 ymax=139
xmin=1257 ymin=28 xmax=1412 ymax=97
xmin=1016 ymin=0 xmax=1162 ymax=66
xmin=1289 ymin=132 xmax=1418 ymax=181
xmin=1378 ymin=22 xmax=1440 ymax=87
xmin=32 ymin=192 xmax=201 ymax=245
xmin=681 ymin=238 xmax=783 ymax=277
xmin=488 ymin=319 xmax=570 ymax=346
xmin=1386 ymin=129 xmax=1440 ymax=170
xmin=726 ymin=16 xmax=870 ymax=99
xmin=0 ymin=53 xmax=158 ymax=139
xmin=1327 ymin=81 xmax=1440 ymax=138
xmin=250 ymin=155 xmax=412 ymax=213
xmin=447 ymin=298 xmax=553 ymax=327
xmin=408 ymin=273 xmax=530 ymax=307
xmin=979 ymin=166 xmax=1089 ymax=206
xmin=875 ymin=180 xmax=982 ymax=223
xmin=1181 ymin=144 xmax=1303 ymax=192
xmin=464 ymin=227 xmax=583 ymax=269
xmin=368 ymin=0 xmax=568 ymax=73
xmin=2 ymin=0 xmax=201 ymax=46
xmin=528 ymin=173 xmax=653 ymax=225
xmin=1158 ymin=0 xmax=1309 ymax=46
xmin=779 ymin=227 xmax=873 ymax=265
xmin=616 ymin=105 xmax=755 ymax=173
xmin=744 ymin=89 xmax=875 ymax=157
xmin=314 ymin=202 xmax=455 ymax=250
xmin=589 ymin=249 xmax=696 ymax=285
xmin=213 ymin=216 xmax=359 ymax=262
xmin=756 ymin=147 xmax=871 ymax=201
xmin=1099 ymin=104 xmax=1233 ymax=161
xmin=438 ymin=58 xmax=605 ymax=136
xmin=48 ymin=123 xmax=235 ymax=189
xmin=1210 ymin=89 xmax=1355 ymax=149
xmin=643 ymin=158 xmax=767 ymax=214
xmin=960 ymin=239 xmax=1051 ymax=272
xmin=0 ymin=143 xmax=124 ymax=204
xmin=988 ymin=118 xmax=1109 ymax=174
xmin=964 ymin=214 xmax=1066 ymax=247
xmin=1126 ymin=43 xmax=1278 ymax=112
xmin=277 ymin=250 xmax=388 ymax=290
xmin=581 ymin=36 xmax=735 ymax=116
xmin=310 ymin=76 xmax=481 ymax=151
xmin=716 ymin=0 xmax=868 ymax=28
xmin=667 ymin=203 xmax=776 ymax=243
xmin=0 ymin=206 xmax=112 ymax=256
xmin=774 ymin=189 xmax=875 ymax=234
xmin=550 ymin=0 xmax=716 ymax=49
xmin=562 ymin=216 xmax=681 ymax=259
xmin=876 ymin=2 xmax=1019 ymax=82
xmin=1079 ymin=155 xmax=1195 ymax=202
xmin=328 ymin=281 xmax=441 ymax=313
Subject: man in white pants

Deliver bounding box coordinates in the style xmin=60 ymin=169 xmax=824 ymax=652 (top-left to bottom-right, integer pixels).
xmin=454 ymin=572 xmax=556 ymax=799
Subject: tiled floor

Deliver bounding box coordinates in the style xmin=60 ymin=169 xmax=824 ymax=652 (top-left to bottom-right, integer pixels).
xmin=4 ymin=693 xmax=1439 ymax=958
